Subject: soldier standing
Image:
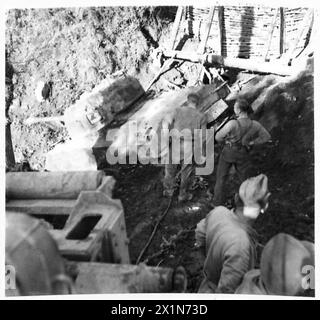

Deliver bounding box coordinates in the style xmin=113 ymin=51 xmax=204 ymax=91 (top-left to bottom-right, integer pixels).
xmin=213 ymin=97 xmax=271 ymax=206
xmin=162 ymin=92 xmax=207 ymax=202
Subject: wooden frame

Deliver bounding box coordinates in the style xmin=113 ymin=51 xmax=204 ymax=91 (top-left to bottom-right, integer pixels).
xmin=197 ymin=6 xmax=215 ymax=54
xmin=279 ymin=7 xmax=285 ymax=55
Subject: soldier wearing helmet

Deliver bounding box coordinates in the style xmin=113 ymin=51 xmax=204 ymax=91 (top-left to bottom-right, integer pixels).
xmin=195 ymin=174 xmax=270 ymax=293
xmin=162 ymin=92 xmax=208 ymax=202
xmin=213 ymin=97 xmax=271 ymax=206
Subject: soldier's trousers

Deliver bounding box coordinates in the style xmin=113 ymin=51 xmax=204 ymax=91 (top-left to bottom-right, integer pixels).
xmin=213 ymin=145 xmax=252 ymax=206
xmin=163 ymin=163 xmax=194 ymax=197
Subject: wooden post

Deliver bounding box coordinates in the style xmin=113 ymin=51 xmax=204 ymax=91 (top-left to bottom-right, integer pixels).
xmin=217 ymin=6 xmax=224 ymax=56
xmin=197 ymin=7 xmax=215 ymax=54
xmin=286 ymin=8 xmax=313 ymax=63
xmin=264 ymin=8 xmax=279 ymax=61
xmin=279 ymin=7 xmax=285 ymax=55
xmin=170 ymin=6 xmax=184 ymax=50
xmin=290 ymin=10 xmax=314 ymax=67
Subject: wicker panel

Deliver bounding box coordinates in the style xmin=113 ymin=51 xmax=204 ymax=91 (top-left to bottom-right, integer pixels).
xmin=178 ymin=6 xmax=312 ymax=60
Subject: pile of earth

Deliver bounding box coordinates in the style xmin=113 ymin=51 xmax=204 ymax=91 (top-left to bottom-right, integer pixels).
xmin=6 ymin=7 xmax=178 ymax=169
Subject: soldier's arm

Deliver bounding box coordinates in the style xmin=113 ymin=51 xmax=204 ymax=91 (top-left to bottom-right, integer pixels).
xmin=250 ymin=123 xmax=271 ymax=146
xmin=215 ymin=242 xmax=253 ymax=294
xmin=200 ymin=112 xmax=209 ymax=128
xmin=214 ymin=120 xmax=235 ymax=143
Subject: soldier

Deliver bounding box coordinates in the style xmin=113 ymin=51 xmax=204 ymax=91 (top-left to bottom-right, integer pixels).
xmin=235 ymin=233 xmax=314 ymax=296
xmin=213 ymin=97 xmax=271 ymax=206
xmin=195 ymin=174 xmax=270 ymax=293
xmin=162 ymin=92 xmax=207 ymax=202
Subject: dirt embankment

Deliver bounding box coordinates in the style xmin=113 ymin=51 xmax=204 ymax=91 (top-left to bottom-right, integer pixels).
xmin=6 ymin=7 xmax=175 ymax=169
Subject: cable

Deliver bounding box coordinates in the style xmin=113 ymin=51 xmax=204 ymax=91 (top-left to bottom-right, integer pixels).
xmin=136 ymin=195 xmax=174 ymax=264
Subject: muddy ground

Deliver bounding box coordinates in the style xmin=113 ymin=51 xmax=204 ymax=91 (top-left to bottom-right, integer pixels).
xmin=6 ymin=7 xmax=314 ymax=293
xmin=111 ymin=127 xmax=314 ymax=292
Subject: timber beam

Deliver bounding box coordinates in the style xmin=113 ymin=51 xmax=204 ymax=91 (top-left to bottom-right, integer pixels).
xmin=163 ymin=49 xmax=294 ymax=76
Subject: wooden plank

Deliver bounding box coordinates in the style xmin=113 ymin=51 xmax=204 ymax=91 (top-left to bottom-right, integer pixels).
xmin=217 ymin=6 xmax=224 ymax=55
xmin=195 ymin=81 xmax=230 ymax=113
xmin=170 ymin=6 xmax=184 ymax=50
xmin=205 ymin=99 xmax=229 ymax=123
xmin=293 ymin=9 xmax=314 ymax=59
xmin=197 ymin=7 xmax=215 ymax=54
xmin=286 ymin=8 xmax=313 ymax=63
xmin=279 ymin=7 xmax=285 ymax=55
xmin=264 ymin=8 xmax=279 ymax=61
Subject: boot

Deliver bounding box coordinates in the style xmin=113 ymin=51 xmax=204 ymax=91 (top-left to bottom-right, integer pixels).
xmin=178 ymin=190 xmax=193 ymax=203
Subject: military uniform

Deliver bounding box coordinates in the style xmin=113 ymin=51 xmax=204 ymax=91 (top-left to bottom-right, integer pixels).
xmin=213 ymin=117 xmax=271 ymax=205
xmin=195 ymin=206 xmax=256 ymax=293
xmin=163 ymin=105 xmax=207 ymax=200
